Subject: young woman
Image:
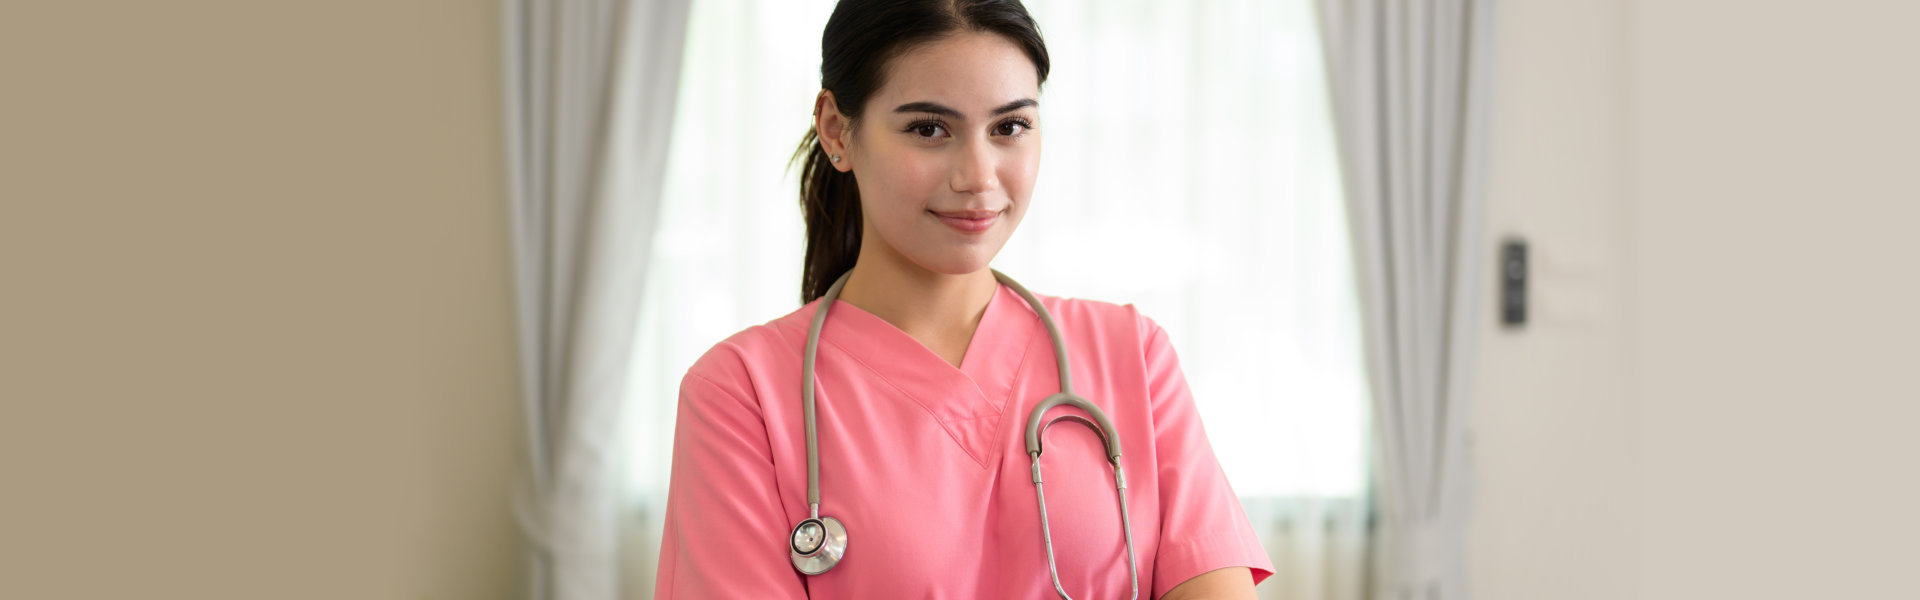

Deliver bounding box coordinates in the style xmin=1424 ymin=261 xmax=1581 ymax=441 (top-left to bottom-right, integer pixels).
xmin=654 ymin=1 xmax=1273 ymax=597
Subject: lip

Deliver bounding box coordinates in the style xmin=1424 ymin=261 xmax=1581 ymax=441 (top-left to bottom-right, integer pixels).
xmin=929 ymin=209 xmax=1000 ymax=233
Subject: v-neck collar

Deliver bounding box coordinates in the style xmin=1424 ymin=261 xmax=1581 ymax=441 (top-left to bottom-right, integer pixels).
xmin=798 ymin=281 xmax=1044 ymax=467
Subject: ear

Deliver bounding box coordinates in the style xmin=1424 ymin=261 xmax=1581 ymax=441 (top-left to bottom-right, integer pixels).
xmin=813 ymin=90 xmax=853 ymax=173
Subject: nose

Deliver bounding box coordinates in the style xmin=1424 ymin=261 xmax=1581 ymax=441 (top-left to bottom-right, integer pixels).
xmin=948 ymin=141 xmax=1000 ymax=195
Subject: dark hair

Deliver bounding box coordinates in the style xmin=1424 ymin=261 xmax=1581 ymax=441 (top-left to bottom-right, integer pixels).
xmin=791 ymin=0 xmax=1051 ymax=304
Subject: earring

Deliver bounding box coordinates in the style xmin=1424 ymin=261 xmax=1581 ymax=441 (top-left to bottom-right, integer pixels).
xmin=831 ymin=154 xmax=841 ymax=163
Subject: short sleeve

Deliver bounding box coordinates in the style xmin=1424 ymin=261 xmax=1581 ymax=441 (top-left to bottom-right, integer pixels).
xmin=653 ymin=351 xmax=808 ymax=599
xmin=1138 ymin=313 xmax=1277 ymax=597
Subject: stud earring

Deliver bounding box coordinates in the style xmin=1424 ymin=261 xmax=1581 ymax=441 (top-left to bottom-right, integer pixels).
xmin=831 ymin=154 xmax=841 ymax=163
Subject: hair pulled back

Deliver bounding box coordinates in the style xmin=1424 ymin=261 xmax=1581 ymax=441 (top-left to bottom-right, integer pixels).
xmin=792 ymin=0 xmax=1050 ymax=304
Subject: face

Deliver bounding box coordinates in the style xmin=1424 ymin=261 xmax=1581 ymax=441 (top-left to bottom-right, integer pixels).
xmin=815 ymin=32 xmax=1042 ymax=276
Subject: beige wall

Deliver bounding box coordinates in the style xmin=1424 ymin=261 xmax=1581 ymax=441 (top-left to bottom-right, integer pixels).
xmin=1477 ymin=1 xmax=1920 ymax=599
xmin=1 ymin=2 xmax=523 ymax=599
xmin=1630 ymin=1 xmax=1920 ymax=597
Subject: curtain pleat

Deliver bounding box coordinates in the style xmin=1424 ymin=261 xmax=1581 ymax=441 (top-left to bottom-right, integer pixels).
xmin=1314 ymin=0 xmax=1494 ymax=598
xmin=500 ymin=1 xmax=693 ymax=598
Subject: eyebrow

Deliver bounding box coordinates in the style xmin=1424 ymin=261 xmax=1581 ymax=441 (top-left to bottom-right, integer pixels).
xmin=892 ymin=98 xmax=1038 ymax=119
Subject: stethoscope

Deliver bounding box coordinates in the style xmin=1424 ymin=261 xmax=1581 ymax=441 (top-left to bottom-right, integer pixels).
xmin=788 ymin=268 xmax=1140 ymax=599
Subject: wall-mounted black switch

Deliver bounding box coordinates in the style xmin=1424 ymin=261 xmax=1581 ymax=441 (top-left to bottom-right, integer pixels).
xmin=1500 ymin=238 xmax=1527 ymax=327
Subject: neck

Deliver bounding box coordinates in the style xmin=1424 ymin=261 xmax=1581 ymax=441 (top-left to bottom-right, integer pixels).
xmin=835 ymin=244 xmax=997 ymax=343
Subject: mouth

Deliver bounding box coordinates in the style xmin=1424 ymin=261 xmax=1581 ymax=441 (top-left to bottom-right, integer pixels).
xmin=929 ymin=209 xmax=1001 ymax=234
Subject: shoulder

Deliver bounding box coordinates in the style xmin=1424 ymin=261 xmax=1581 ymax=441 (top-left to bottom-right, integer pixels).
xmin=1030 ymin=289 xmax=1185 ymax=394
xmin=1031 ymin=290 xmax=1169 ymax=351
xmin=679 ymin=302 xmax=818 ymax=404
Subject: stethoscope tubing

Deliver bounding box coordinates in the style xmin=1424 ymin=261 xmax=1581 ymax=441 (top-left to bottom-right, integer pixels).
xmin=798 ymin=268 xmax=1138 ymax=599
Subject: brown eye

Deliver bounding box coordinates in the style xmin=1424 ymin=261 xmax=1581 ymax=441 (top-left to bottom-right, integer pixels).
xmin=995 ymin=119 xmax=1033 ymax=136
xmin=906 ymin=122 xmax=948 ymax=139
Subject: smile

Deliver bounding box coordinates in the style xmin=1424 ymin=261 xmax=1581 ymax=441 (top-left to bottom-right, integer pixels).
xmin=929 ymin=209 xmax=999 ymax=234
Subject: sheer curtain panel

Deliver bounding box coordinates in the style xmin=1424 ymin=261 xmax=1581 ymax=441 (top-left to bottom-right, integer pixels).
xmin=501 ymin=1 xmax=692 ymax=599
xmin=1314 ymin=0 xmax=1496 ymax=598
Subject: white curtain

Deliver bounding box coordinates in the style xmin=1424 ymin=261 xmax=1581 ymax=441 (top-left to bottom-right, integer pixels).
xmin=1314 ymin=0 xmax=1494 ymax=599
xmin=500 ymin=1 xmax=692 ymax=599
xmin=623 ymin=1 xmax=1372 ymax=599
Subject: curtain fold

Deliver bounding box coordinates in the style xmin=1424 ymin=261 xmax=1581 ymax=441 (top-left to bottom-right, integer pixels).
xmin=1312 ymin=0 xmax=1494 ymax=598
xmin=500 ymin=1 xmax=692 ymax=598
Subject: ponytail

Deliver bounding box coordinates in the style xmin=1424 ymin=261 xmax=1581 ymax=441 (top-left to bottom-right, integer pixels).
xmin=793 ymin=125 xmax=862 ymax=305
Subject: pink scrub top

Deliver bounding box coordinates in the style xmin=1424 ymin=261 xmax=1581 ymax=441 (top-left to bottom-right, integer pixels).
xmin=655 ymin=281 xmax=1275 ymax=598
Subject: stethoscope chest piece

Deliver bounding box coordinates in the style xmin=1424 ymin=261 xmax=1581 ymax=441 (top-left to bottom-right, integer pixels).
xmin=789 ymin=515 xmax=848 ymax=575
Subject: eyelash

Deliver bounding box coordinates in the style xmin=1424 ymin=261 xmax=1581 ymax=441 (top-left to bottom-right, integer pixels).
xmin=902 ymin=115 xmax=1035 ymax=140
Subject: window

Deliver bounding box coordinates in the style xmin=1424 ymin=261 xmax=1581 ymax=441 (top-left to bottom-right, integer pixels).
xmin=626 ymin=0 xmax=1364 ymax=511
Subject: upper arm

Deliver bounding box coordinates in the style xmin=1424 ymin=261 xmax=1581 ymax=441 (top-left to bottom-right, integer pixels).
xmin=653 ymin=361 xmax=808 ymax=599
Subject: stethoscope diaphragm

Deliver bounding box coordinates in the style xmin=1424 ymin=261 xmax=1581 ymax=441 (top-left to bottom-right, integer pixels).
xmin=789 ymin=515 xmax=848 ymax=575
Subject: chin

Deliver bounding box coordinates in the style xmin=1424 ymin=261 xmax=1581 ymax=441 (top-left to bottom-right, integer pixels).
xmin=909 ymin=251 xmax=998 ymax=277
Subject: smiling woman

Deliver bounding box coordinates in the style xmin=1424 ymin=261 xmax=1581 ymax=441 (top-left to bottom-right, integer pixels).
xmin=629 ymin=0 xmax=1366 ymax=597
xmin=649 ymin=0 xmax=1274 ymax=598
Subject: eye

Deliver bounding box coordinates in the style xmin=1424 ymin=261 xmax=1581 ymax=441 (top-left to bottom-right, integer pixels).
xmin=904 ymin=120 xmax=949 ymax=140
xmin=994 ymin=118 xmax=1034 ymax=137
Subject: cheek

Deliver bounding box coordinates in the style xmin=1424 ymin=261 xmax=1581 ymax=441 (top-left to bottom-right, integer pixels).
xmin=867 ymin=148 xmax=944 ymax=212
xmin=1002 ymin=144 xmax=1042 ymax=208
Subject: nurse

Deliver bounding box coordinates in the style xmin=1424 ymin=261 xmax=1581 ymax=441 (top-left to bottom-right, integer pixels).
xmin=654 ymin=0 xmax=1275 ymax=597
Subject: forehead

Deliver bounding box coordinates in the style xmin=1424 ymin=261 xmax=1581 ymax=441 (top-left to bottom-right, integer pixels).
xmin=872 ymin=32 xmax=1040 ymax=116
